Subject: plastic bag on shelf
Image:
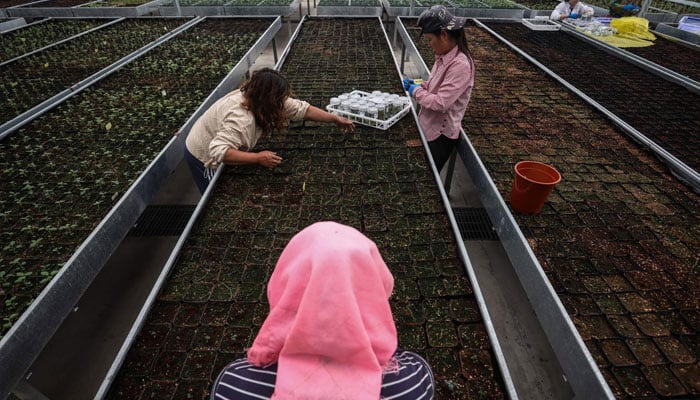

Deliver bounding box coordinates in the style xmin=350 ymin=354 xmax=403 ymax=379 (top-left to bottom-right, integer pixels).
xmin=610 ymin=16 xmax=656 ymax=42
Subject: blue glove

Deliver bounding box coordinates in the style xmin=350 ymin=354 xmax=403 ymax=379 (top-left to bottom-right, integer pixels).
xmin=622 ymin=3 xmax=635 ymax=10
xmin=402 ymin=78 xmax=414 ymax=91
xmin=408 ymin=84 xmax=420 ymax=97
xmin=568 ymin=12 xmax=579 ymax=18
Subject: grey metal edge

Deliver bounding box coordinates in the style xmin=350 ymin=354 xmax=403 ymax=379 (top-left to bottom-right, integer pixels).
xmin=0 ymin=15 xmax=49 ymax=34
xmin=158 ymin=0 xmax=298 ymax=16
xmin=6 ymin=7 xmax=75 ymax=18
xmin=0 ymin=16 xmax=205 ymax=400
xmin=381 ymin=0 xmax=430 ymax=17
xmin=478 ymin=19 xmax=700 ymax=193
xmin=92 ymin=16 xmax=282 ymax=399
xmin=317 ymin=6 xmax=383 ymax=16
xmin=71 ymin=0 xmax=164 ymax=17
xmin=558 ymin=21 xmax=700 ymax=93
xmin=655 ymin=22 xmax=700 ymax=45
xmin=222 ymin=0 xmax=299 ymax=16
xmin=393 ymin=16 xmax=519 ymax=400
xmin=0 ymin=17 xmax=123 ymax=68
xmin=645 ymin=10 xmax=680 ymax=23
xmin=0 ymin=16 xmax=197 ymax=140
xmin=0 ymin=17 xmax=26 ymax=32
xmin=453 ymin=7 xmax=525 ymax=18
xmin=158 ymin=5 xmax=224 ymax=15
xmin=398 ymin=16 xmax=614 ymax=399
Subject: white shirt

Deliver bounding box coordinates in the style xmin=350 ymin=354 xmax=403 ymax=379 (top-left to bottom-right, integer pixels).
xmin=550 ymin=1 xmax=594 ymax=19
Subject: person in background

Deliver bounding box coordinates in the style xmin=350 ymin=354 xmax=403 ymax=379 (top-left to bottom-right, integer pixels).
xmin=609 ymin=0 xmax=640 ymax=17
xmin=403 ymin=5 xmax=475 ymax=173
xmin=550 ymin=0 xmax=595 ymax=20
xmin=211 ymin=221 xmax=435 ymax=400
xmin=184 ymin=68 xmax=354 ymax=194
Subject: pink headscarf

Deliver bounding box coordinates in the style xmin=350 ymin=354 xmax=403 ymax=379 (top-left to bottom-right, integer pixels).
xmin=247 ymin=221 xmax=398 ymax=399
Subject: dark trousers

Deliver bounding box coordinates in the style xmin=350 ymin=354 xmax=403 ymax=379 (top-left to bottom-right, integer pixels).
xmin=428 ymin=135 xmax=458 ymax=172
xmin=184 ymin=146 xmax=211 ymax=194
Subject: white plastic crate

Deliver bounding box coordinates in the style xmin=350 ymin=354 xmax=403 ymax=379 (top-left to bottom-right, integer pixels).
xmin=678 ymin=16 xmax=700 ymax=35
xmin=326 ymin=90 xmax=411 ymax=131
xmin=522 ymin=18 xmax=561 ymax=31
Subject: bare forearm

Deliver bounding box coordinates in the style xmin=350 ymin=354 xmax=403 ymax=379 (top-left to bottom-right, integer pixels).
xmin=223 ymin=147 xmax=282 ymax=168
xmin=223 ymin=147 xmax=259 ymax=165
xmin=304 ymin=105 xmax=342 ymax=124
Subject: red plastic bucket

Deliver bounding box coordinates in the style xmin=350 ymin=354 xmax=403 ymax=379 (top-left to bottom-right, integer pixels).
xmin=510 ymin=161 xmax=561 ymax=214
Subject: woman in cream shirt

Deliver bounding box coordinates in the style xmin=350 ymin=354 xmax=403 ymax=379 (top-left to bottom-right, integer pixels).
xmin=184 ymin=68 xmax=354 ymax=193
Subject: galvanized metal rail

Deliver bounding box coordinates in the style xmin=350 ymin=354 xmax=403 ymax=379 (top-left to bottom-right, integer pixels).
xmin=0 ymin=16 xmax=198 ymax=141
xmin=157 ymin=0 xmax=299 ymax=16
xmin=0 ymin=16 xmax=281 ymax=400
xmin=653 ymin=21 xmax=700 ymax=48
xmin=4 ymin=0 xmax=163 ymax=17
xmin=395 ymin=16 xmax=615 ymax=399
xmin=0 ymin=16 xmax=122 ymax=68
xmin=316 ymin=2 xmax=382 ymax=15
xmin=655 ymin=21 xmax=700 ymax=45
xmin=476 ymin=19 xmax=700 ymax=193
xmin=380 ymin=0 xmax=527 ymax=18
xmin=0 ymin=16 xmax=25 ymax=30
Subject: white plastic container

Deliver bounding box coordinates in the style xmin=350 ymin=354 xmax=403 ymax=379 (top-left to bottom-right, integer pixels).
xmin=522 ymin=18 xmax=561 ymax=31
xmin=358 ymin=104 xmax=367 ymax=117
xmin=329 ymin=97 xmax=340 ymax=113
xmin=368 ymin=106 xmax=378 ymax=119
xmin=678 ymin=16 xmax=700 ymax=34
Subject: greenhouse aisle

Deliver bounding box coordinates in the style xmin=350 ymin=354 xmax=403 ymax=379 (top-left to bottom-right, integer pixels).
xmin=442 ymin=160 xmax=573 ymax=398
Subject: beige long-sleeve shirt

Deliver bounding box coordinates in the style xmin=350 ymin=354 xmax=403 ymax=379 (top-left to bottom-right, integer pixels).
xmin=185 ymin=89 xmax=310 ymax=169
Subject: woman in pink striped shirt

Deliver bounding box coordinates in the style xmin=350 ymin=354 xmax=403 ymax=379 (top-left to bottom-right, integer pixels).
xmin=404 ymin=6 xmax=475 ymax=172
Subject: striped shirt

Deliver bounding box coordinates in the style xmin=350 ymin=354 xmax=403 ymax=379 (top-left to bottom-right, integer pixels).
xmin=211 ymin=350 xmax=435 ymax=400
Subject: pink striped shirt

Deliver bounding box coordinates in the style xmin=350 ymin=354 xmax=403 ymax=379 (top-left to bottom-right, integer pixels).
xmin=414 ymin=45 xmax=474 ymax=141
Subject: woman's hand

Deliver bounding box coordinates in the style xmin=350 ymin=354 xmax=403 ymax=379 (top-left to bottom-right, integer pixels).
xmin=304 ymin=105 xmax=355 ymax=133
xmin=257 ymin=151 xmax=282 ymax=168
xmin=335 ymin=116 xmax=355 ymax=133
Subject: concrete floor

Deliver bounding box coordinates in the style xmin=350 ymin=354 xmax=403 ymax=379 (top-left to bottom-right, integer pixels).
xmin=18 ymin=10 xmax=574 ymax=400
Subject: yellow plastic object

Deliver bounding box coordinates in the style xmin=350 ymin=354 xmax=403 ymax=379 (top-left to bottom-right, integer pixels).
xmin=594 ymin=34 xmax=655 ymax=47
xmin=610 ymin=17 xmax=656 ymax=42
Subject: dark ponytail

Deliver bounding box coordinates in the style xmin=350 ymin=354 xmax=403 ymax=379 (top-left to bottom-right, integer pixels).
xmin=447 ymin=28 xmax=471 ymax=58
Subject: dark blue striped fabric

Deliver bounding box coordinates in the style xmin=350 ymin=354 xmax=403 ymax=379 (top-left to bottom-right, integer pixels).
xmin=211 ymin=350 xmax=434 ymax=400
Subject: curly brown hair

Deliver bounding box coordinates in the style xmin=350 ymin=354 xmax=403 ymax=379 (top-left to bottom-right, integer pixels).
xmin=240 ymin=68 xmax=293 ymax=135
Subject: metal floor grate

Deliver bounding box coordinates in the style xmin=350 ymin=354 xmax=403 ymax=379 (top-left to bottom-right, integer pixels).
xmin=453 ymin=207 xmax=499 ymax=241
xmin=128 ymin=205 xmax=196 ymax=237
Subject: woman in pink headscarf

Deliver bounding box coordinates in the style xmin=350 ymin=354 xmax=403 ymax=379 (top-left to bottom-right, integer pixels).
xmin=211 ymin=221 xmax=434 ymax=400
